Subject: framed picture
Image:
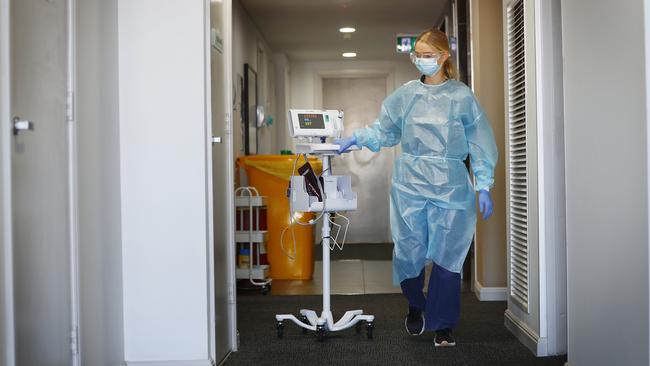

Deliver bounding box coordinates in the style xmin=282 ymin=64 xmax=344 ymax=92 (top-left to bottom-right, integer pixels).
xmin=243 ymin=63 xmax=258 ymax=155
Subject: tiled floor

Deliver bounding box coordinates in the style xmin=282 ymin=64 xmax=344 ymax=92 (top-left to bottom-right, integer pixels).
xmin=270 ymin=260 xmax=434 ymax=296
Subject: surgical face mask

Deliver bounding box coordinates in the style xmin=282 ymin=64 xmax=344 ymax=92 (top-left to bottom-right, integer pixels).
xmin=412 ymin=56 xmax=441 ymax=76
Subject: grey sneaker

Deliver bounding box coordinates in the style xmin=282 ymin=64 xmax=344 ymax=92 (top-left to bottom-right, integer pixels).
xmin=434 ymin=328 xmax=456 ymax=347
xmin=404 ymin=306 xmax=425 ymax=336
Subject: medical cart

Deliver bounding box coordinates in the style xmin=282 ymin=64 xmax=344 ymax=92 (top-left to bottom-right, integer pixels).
xmin=275 ymin=109 xmax=375 ymax=341
xmin=235 ymin=186 xmax=272 ymax=295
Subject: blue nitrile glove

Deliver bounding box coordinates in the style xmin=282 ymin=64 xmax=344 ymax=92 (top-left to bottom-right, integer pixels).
xmin=478 ymin=189 xmax=494 ymax=220
xmin=334 ymin=135 xmax=357 ymax=154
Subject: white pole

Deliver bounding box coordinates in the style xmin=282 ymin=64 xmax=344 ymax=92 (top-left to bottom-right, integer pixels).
xmin=321 ymin=155 xmax=331 ymax=313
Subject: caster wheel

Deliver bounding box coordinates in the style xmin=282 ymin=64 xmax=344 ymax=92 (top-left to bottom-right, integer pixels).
xmin=355 ymin=321 xmax=364 ymax=334
xmin=261 ymin=286 xmax=269 ymax=295
xmin=301 ymin=316 xmax=309 ymax=334
xmin=276 ymin=321 xmax=284 ymax=339
xmin=316 ymin=325 xmax=326 ymax=342
xmin=366 ymin=322 xmax=374 ymax=340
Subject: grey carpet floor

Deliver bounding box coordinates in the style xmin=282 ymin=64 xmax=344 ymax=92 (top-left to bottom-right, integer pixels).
xmin=225 ymin=292 xmax=567 ymax=366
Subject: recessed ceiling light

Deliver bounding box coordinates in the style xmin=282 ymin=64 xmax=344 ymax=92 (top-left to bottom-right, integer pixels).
xmin=339 ymin=27 xmax=356 ymax=33
xmin=342 ymin=52 xmax=357 ymax=58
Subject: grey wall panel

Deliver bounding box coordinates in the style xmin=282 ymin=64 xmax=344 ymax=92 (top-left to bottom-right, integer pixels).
xmin=562 ymin=0 xmax=649 ymax=364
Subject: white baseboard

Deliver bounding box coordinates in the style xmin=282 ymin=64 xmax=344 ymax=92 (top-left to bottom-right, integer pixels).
xmin=473 ymin=280 xmax=507 ymax=301
xmin=125 ymin=360 xmax=214 ymax=366
xmin=504 ymin=309 xmax=548 ymax=356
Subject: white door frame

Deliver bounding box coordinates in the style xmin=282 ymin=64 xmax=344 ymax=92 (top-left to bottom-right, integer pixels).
xmin=644 ymin=0 xmax=650 ymax=362
xmin=66 ymin=0 xmax=82 ymax=363
xmin=223 ymin=0 xmax=237 ymax=352
xmin=204 ymin=0 xmax=216 ymax=361
xmin=204 ymin=0 xmax=237 ymax=358
xmin=0 ymin=0 xmax=15 ymax=363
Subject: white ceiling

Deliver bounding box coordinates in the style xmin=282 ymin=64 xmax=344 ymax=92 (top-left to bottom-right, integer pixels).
xmin=239 ymin=0 xmax=449 ymax=62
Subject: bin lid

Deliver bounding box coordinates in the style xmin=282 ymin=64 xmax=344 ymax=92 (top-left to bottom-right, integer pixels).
xmin=236 ymin=154 xmax=322 ymax=181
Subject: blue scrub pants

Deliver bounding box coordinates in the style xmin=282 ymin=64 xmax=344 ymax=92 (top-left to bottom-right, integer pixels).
xmin=399 ymin=263 xmax=461 ymax=331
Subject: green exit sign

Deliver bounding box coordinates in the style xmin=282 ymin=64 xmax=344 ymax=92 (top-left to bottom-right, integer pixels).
xmin=396 ymin=34 xmax=417 ymax=53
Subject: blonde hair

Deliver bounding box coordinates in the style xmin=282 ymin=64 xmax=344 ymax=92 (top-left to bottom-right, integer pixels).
xmin=415 ymin=28 xmax=457 ymax=80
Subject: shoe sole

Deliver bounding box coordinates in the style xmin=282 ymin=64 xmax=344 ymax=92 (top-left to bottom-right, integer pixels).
xmin=404 ymin=314 xmax=425 ymax=336
xmin=434 ymin=340 xmax=456 ymax=347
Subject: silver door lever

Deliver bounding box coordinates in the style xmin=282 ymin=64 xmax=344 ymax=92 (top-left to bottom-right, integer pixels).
xmin=13 ymin=117 xmax=34 ymax=135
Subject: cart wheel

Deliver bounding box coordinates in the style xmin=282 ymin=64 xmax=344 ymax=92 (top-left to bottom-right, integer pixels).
xmin=276 ymin=321 xmax=284 ymax=339
xmin=316 ymin=325 xmax=326 ymax=342
xmin=366 ymin=322 xmax=374 ymax=340
xmin=301 ymin=316 xmax=309 ymax=334
xmin=261 ymin=285 xmax=269 ymax=295
xmin=355 ymin=320 xmax=364 ymax=334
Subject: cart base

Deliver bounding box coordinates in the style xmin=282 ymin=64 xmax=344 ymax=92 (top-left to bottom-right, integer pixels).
xmin=275 ymin=309 xmax=375 ymax=340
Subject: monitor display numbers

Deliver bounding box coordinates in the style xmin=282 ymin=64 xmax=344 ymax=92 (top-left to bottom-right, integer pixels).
xmin=298 ymin=114 xmax=325 ymax=129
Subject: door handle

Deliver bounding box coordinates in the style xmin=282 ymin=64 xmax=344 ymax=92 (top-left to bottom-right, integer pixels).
xmin=13 ymin=117 xmax=34 ymax=135
xmin=212 ymin=136 xmax=222 ymax=144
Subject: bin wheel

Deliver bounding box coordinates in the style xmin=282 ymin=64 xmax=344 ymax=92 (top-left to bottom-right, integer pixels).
xmin=261 ymin=285 xmax=270 ymax=295
xmin=301 ymin=316 xmax=309 ymax=334
xmin=366 ymin=322 xmax=374 ymax=340
xmin=316 ymin=325 xmax=326 ymax=342
xmin=355 ymin=320 xmax=364 ymax=334
xmin=276 ymin=321 xmax=284 ymax=339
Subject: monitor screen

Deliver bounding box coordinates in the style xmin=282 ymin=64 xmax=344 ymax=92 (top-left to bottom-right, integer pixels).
xmin=298 ymin=113 xmax=325 ymax=129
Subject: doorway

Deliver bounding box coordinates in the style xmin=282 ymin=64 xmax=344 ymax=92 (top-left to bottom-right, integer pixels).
xmin=322 ymin=77 xmax=392 ymax=244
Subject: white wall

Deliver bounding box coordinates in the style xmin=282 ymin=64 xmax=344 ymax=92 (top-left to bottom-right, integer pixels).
xmin=562 ymin=0 xmax=649 ymax=365
xmin=273 ymin=53 xmax=291 ymax=151
xmin=232 ymin=0 xmax=277 ymax=156
xmin=76 ymin=0 xmax=125 ymax=364
xmin=290 ymin=59 xmax=417 ymax=108
xmin=118 ymin=0 xmax=211 ymax=361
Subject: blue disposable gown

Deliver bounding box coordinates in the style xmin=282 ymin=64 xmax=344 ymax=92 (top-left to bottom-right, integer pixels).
xmin=353 ymin=79 xmax=498 ymax=284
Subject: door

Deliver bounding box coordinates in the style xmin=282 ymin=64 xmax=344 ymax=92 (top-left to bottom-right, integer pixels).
xmin=210 ymin=0 xmax=234 ymax=362
xmin=322 ymin=77 xmax=392 ymax=243
xmin=10 ymin=0 xmax=74 ymax=364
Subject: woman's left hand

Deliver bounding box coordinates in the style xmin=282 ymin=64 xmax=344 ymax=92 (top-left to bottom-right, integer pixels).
xmin=478 ymin=190 xmax=494 ymax=220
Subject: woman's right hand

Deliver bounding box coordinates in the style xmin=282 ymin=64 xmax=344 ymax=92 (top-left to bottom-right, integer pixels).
xmin=334 ymin=136 xmax=357 ymax=154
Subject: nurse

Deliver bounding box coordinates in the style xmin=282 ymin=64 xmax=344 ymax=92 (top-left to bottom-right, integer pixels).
xmin=336 ymin=28 xmax=498 ymax=347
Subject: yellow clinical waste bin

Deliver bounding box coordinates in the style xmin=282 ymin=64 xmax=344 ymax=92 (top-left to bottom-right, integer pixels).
xmin=236 ymin=155 xmax=322 ymax=280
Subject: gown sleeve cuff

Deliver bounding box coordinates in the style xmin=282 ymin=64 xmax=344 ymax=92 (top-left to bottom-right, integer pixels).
xmin=474 ymin=182 xmax=493 ymax=192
